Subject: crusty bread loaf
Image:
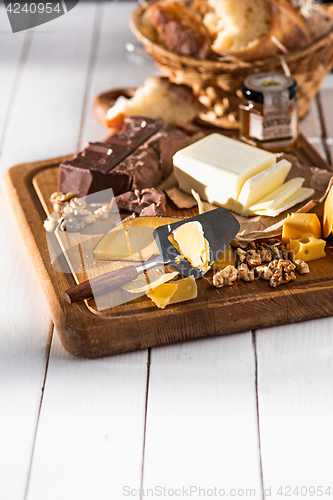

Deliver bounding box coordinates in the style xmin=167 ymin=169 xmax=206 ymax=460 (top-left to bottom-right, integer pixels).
xmin=204 ymin=0 xmax=311 ymax=60
xmin=143 ymin=0 xmax=312 ymax=61
xmin=147 ymin=0 xmax=217 ymax=59
xmin=106 ymin=76 xmax=205 ymax=130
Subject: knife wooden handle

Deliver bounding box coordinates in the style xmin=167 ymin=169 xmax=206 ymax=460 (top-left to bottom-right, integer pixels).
xmin=64 ymin=265 xmax=139 ymax=304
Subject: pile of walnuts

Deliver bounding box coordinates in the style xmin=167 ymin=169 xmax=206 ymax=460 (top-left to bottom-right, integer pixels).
xmin=213 ymin=239 xmax=309 ymax=289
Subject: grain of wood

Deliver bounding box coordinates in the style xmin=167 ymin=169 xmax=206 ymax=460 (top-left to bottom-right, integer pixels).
xmin=142 ymin=335 xmax=263 ymax=497
xmin=0 ymin=3 xmax=99 ymax=500
xmin=26 ymin=332 xmax=148 ymax=500
xmin=256 ymin=319 xmax=333 ymax=497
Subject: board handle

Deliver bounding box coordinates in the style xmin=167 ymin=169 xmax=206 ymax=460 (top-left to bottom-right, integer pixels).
xmin=64 ymin=265 xmax=139 ymax=304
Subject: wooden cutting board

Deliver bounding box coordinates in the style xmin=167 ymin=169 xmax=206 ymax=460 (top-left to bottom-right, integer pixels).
xmin=3 ymin=136 xmax=333 ymax=358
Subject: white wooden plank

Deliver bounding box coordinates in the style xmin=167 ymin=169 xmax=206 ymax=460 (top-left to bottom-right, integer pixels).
xmin=0 ymin=3 xmax=98 ymax=500
xmin=142 ymin=334 xmax=263 ymax=498
xmin=299 ymin=101 xmax=326 ymax=159
xmin=24 ymin=4 xmax=149 ymax=499
xmin=80 ymin=1 xmax=158 ymax=145
xmin=256 ymin=319 xmax=333 ymax=498
xmin=0 ymin=193 xmax=52 ymax=500
xmin=0 ymin=6 xmax=26 ymax=151
xmin=26 ymin=332 xmax=148 ymax=500
xmin=0 ymin=1 xmax=98 ymax=171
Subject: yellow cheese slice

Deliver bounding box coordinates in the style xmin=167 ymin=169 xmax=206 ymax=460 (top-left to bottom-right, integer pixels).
xmin=288 ymin=233 xmax=326 ymax=262
xmin=246 ymin=177 xmax=305 ymax=214
xmin=323 ymin=185 xmax=333 ymax=238
xmin=122 ymin=270 xmax=179 ymax=293
xmin=282 ymin=212 xmax=322 ymax=243
xmin=146 ymin=275 xmax=197 ymax=309
xmin=249 ymin=187 xmax=314 ymax=217
xmin=94 ymin=216 xmax=183 ymax=261
xmin=237 ymin=159 xmax=292 ymax=210
xmin=172 ymin=221 xmax=207 ymax=268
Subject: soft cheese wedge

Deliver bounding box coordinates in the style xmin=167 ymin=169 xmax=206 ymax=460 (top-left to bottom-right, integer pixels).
xmin=173 ymin=133 xmax=276 ymax=206
xmin=250 ymin=187 xmax=315 ymax=217
xmin=246 ymin=177 xmax=305 ymax=215
xmin=237 ymin=159 xmax=292 ymax=210
xmin=94 ymin=216 xmax=184 ymax=261
xmin=172 ymin=221 xmax=210 ymax=270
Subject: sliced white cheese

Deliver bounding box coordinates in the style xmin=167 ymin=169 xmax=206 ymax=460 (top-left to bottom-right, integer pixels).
xmin=237 ymin=159 xmax=291 ymax=210
xmin=250 ymin=187 xmax=315 ymax=217
xmin=246 ymin=177 xmax=305 ymax=214
xmin=173 ymin=133 xmax=276 ymax=202
xmin=172 ymin=220 xmax=207 ymax=268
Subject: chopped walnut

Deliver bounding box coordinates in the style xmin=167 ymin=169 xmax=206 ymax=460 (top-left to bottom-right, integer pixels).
xmin=238 ymin=263 xmax=255 ymax=282
xmin=246 ymin=249 xmax=262 ymax=268
xmin=236 ymin=247 xmax=247 ymax=264
xmin=50 ymin=191 xmax=77 ymax=211
xmin=94 ymin=205 xmax=110 ymax=219
xmin=257 ymin=243 xmax=272 ymax=263
xmin=62 ymin=215 xmax=95 ymax=232
xmin=295 ymin=259 xmax=310 ymax=274
xmin=213 ymin=265 xmax=238 ymax=287
xmin=268 ymin=259 xmax=296 ymax=287
xmin=256 ymin=265 xmax=273 ymax=280
xmin=43 ymin=215 xmax=58 ymax=233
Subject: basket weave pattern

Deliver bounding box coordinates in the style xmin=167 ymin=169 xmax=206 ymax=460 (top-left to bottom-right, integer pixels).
xmin=131 ymin=4 xmax=333 ymax=129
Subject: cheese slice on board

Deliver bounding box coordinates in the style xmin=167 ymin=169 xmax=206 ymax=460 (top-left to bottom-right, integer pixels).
xmin=237 ymin=159 xmax=291 ymax=210
xmin=94 ymin=216 xmax=183 ymax=261
xmin=246 ymin=177 xmax=305 ymax=214
xmin=172 ymin=221 xmax=207 ymax=268
xmin=122 ymin=271 xmax=179 ymax=293
xmin=250 ymin=187 xmax=314 ymax=217
xmin=173 ymin=133 xmax=276 ymax=202
xmin=146 ymin=276 xmax=197 ymax=309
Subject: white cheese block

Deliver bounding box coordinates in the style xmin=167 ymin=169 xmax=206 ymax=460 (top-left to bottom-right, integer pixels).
xmin=246 ymin=177 xmax=305 ymax=214
xmin=237 ymin=159 xmax=292 ymax=210
xmin=173 ymin=133 xmax=276 ymax=202
xmin=250 ymin=187 xmax=315 ymax=217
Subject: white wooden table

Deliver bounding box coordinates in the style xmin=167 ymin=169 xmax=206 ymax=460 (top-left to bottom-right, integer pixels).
xmin=1 ymin=2 xmax=333 ymax=499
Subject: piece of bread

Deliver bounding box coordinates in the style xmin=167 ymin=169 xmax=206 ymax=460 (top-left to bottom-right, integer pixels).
xmin=203 ymin=0 xmax=311 ymax=60
xmin=147 ymin=0 xmax=217 ymax=59
xmin=300 ymin=2 xmax=333 ymax=42
xmin=106 ymin=76 xmax=205 ymax=130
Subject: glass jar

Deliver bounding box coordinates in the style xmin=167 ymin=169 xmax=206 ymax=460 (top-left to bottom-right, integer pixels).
xmin=239 ymin=73 xmax=299 ymax=152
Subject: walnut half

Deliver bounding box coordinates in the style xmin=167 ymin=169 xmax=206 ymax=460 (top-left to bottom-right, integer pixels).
xmin=213 ymin=265 xmax=238 ymax=287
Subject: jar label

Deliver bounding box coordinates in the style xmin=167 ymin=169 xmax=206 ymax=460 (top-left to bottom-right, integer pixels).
xmin=249 ymin=109 xmax=297 ymax=142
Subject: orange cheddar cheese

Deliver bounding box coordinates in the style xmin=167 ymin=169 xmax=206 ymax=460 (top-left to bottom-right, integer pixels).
xmin=288 ymin=233 xmax=326 ymax=262
xmin=282 ymin=213 xmax=322 ymax=244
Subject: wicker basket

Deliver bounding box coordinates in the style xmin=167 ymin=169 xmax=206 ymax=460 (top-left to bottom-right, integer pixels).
xmin=130 ymin=3 xmax=333 ymax=129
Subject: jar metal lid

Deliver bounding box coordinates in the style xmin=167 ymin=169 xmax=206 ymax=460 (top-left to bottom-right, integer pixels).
xmin=242 ymin=73 xmax=297 ymax=103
